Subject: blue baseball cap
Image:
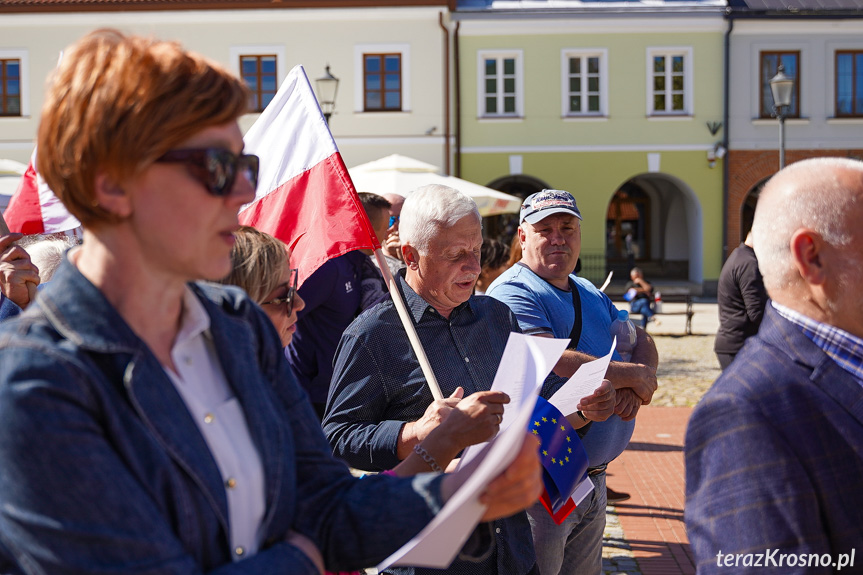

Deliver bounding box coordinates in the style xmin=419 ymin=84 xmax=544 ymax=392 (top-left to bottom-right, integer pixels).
xmin=520 ymin=189 xmax=582 ymax=225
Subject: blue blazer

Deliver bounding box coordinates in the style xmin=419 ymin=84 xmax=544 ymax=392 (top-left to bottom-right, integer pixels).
xmin=0 ymin=258 xmax=443 ymax=575
xmin=685 ymin=305 xmax=863 ymax=573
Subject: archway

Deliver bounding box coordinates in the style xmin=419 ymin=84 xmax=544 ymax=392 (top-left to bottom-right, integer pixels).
xmin=740 ymin=177 xmax=769 ymax=244
xmin=605 ymin=173 xmax=703 ymax=284
xmin=483 ymin=174 xmax=550 ymax=241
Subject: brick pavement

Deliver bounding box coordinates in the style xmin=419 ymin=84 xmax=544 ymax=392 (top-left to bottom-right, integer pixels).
xmin=602 ymin=406 xmax=695 ymax=575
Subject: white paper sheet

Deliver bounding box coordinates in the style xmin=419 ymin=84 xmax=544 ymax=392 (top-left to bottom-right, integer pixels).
xmin=548 ymin=338 xmax=616 ymax=417
xmin=376 ymin=333 xmax=561 ymax=571
xmin=569 ymin=477 xmax=595 ymax=506
xmin=457 ymin=334 xmax=569 ymax=469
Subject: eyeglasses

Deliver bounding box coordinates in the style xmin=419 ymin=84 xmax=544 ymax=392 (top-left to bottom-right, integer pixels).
xmin=389 ymin=215 xmax=400 ymax=227
xmin=262 ymin=268 xmax=299 ymax=316
xmin=155 ymin=148 xmax=259 ymax=197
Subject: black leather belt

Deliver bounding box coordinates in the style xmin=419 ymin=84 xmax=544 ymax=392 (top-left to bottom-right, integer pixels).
xmin=587 ymin=465 xmax=607 ymax=476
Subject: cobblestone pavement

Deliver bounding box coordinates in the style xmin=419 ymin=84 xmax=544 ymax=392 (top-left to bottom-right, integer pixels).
xmin=632 ymin=301 xmax=722 ymax=407
xmin=650 ymin=334 xmax=720 ymax=407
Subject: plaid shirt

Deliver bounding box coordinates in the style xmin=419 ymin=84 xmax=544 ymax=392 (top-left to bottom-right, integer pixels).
xmin=772 ymin=301 xmax=863 ymax=385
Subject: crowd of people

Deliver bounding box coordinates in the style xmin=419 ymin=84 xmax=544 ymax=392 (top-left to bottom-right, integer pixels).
xmin=0 ymin=27 xmax=659 ymax=575
xmin=1 ymin=24 xmax=858 ymax=575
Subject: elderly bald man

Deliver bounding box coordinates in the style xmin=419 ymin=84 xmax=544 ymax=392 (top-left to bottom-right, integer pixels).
xmin=685 ymin=158 xmax=863 ymax=573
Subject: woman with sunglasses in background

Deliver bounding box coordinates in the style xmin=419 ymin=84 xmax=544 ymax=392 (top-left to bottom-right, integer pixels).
xmin=0 ymin=29 xmax=543 ymax=575
xmin=219 ymin=226 xmax=305 ymax=347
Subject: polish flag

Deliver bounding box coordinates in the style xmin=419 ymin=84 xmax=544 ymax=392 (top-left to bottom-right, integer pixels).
xmin=240 ymin=65 xmax=378 ymax=288
xmin=4 ymin=149 xmax=81 ymax=235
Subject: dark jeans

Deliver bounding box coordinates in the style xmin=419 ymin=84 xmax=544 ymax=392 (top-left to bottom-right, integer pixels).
xmin=630 ymin=298 xmax=654 ymax=328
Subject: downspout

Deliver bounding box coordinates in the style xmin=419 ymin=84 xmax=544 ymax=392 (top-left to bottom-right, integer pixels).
xmin=454 ymin=20 xmax=462 ymax=178
xmin=722 ymin=13 xmax=734 ymax=264
xmin=438 ymin=11 xmax=452 ymax=175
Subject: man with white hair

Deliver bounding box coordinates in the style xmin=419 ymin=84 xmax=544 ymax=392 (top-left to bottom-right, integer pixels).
xmin=323 ymin=184 xmax=616 ymax=575
xmin=685 ymin=158 xmax=863 ymax=572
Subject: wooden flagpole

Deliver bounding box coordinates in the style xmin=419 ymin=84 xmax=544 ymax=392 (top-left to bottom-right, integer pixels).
xmin=373 ymin=247 xmax=444 ymax=401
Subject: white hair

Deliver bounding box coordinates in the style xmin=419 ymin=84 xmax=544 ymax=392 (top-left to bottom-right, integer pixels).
xmin=18 ymin=235 xmax=79 ymax=282
xmin=752 ymin=157 xmax=863 ymax=294
xmin=400 ymin=184 xmax=481 ymax=253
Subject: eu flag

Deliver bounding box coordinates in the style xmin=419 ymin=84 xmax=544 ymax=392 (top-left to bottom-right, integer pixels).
xmin=528 ymin=396 xmax=590 ymax=522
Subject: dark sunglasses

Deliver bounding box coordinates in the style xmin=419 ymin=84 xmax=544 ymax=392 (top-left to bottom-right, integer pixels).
xmin=155 ymin=148 xmax=259 ymax=197
xmin=389 ymin=215 xmax=400 ymax=227
xmin=262 ymin=268 xmax=299 ymax=316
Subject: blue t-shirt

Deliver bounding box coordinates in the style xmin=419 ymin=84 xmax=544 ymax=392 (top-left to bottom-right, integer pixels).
xmin=487 ymin=264 xmax=635 ymax=467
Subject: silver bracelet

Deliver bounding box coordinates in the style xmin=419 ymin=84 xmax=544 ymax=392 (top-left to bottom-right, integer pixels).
xmin=413 ymin=443 xmax=443 ymax=473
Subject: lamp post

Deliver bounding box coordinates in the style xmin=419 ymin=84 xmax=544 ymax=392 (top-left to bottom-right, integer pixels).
xmin=769 ymin=64 xmax=794 ymax=170
xmin=315 ymin=64 xmax=339 ymax=125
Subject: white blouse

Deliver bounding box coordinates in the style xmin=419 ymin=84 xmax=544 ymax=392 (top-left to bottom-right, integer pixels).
xmin=164 ymin=287 xmax=266 ymax=561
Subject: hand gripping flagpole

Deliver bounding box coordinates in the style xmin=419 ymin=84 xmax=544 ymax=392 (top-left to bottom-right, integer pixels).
xmin=373 ymin=248 xmax=444 ymax=401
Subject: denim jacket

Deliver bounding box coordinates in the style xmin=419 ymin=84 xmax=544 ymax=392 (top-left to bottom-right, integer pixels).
xmin=0 ymin=257 xmax=443 ymax=575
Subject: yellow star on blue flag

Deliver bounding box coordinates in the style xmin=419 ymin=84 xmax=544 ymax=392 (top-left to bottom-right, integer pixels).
xmin=528 ymin=396 xmax=590 ymax=515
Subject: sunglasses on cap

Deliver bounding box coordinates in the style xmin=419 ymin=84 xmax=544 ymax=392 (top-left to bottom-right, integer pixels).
xmin=262 ymin=268 xmax=299 ymax=316
xmin=155 ymin=148 xmax=259 ymax=197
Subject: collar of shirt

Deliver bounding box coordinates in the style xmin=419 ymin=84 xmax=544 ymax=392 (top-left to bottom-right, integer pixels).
xmin=175 ymin=284 xmax=211 ymax=345
xmin=772 ymin=301 xmax=863 ymax=384
xmin=397 ymin=270 xmax=474 ymax=324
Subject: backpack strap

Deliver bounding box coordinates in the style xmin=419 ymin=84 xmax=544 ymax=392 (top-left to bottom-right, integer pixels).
xmin=567 ymin=277 xmax=583 ymax=350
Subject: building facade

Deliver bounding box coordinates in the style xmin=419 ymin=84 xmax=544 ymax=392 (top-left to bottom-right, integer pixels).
xmin=0 ymin=0 xmax=454 ymax=171
xmin=725 ymin=1 xmax=863 ymax=256
xmin=453 ymin=1 xmax=727 ymax=291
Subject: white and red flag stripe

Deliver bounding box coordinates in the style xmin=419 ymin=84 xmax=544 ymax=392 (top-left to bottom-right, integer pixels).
xmin=4 ymin=149 xmax=80 ymax=235
xmin=240 ymin=65 xmax=379 ymax=288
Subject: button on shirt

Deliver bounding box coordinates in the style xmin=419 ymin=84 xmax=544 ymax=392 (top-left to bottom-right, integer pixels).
xmin=164 ymin=287 xmax=266 ymax=560
xmin=323 ymin=272 xmax=565 ymax=575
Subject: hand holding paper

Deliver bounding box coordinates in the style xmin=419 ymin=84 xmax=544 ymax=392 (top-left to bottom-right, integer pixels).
xmin=575 ymin=378 xmax=616 ymax=423
xmin=377 ymin=333 xmax=563 ymax=571
xmin=549 ymin=339 xmax=616 ymax=418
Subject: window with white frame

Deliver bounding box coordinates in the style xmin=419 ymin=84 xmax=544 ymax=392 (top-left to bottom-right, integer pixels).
xmin=647 ymin=48 xmax=693 ymax=116
xmin=562 ymin=50 xmax=607 ymax=117
xmin=478 ymin=51 xmax=523 ymax=118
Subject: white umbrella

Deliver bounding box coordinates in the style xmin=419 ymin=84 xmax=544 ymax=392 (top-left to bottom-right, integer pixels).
xmin=349 ymin=154 xmax=521 ymax=217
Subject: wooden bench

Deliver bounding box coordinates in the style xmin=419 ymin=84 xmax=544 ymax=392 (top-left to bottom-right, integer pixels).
xmin=628 ymin=291 xmax=695 ymax=335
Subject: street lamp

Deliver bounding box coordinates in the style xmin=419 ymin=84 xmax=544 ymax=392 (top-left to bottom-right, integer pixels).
xmin=769 ymin=64 xmax=794 ymax=170
xmin=315 ymin=64 xmax=339 ymax=125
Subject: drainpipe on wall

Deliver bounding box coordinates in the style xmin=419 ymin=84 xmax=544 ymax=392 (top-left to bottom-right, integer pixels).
xmin=438 ymin=11 xmax=452 ymax=176
xmin=722 ymin=12 xmax=734 ymax=265
xmin=454 ymin=20 xmax=462 ymax=178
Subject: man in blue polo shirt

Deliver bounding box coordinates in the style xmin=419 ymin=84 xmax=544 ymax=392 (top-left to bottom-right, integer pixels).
xmin=487 ymin=189 xmax=658 ymax=575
